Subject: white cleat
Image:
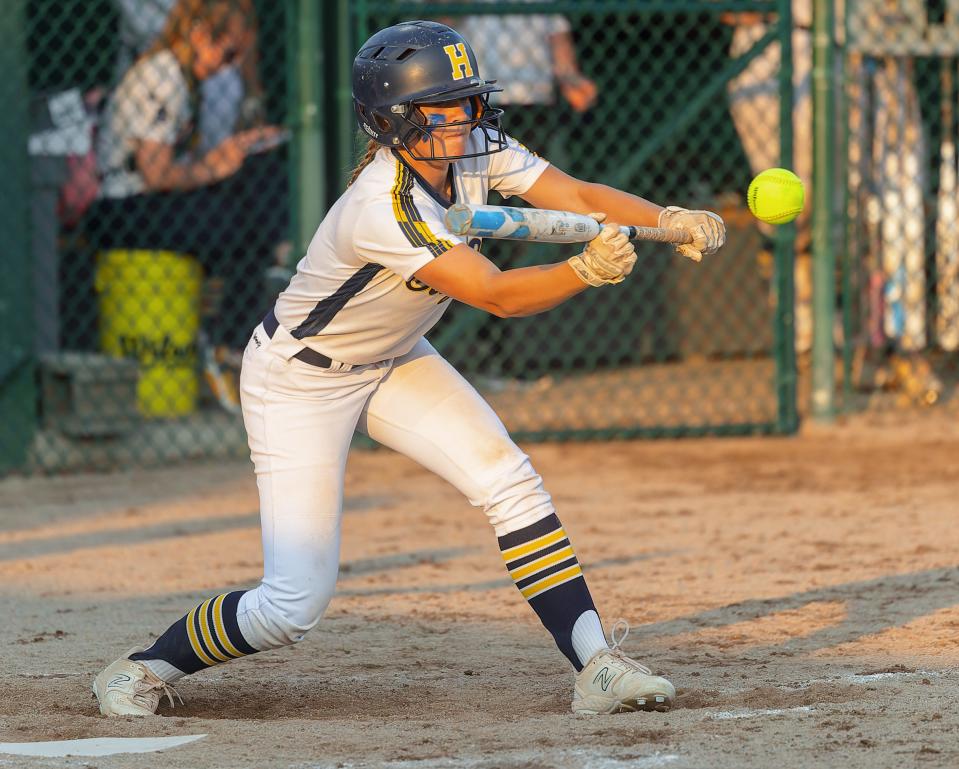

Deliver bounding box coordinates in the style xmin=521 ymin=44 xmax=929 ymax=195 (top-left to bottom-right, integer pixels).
xmin=572 ymin=621 xmax=675 ymax=715
xmin=92 ymin=647 xmax=182 ymax=717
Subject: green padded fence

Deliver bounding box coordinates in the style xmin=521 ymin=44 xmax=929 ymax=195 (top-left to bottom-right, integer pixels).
xmin=840 ymin=1 xmax=959 ymax=413
xmin=0 ymin=0 xmax=797 ymax=475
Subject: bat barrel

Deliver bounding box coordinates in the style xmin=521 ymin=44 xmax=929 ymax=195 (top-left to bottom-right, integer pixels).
xmin=444 ymin=204 xmax=598 ymax=242
xmin=445 ymin=204 xmax=693 ymax=245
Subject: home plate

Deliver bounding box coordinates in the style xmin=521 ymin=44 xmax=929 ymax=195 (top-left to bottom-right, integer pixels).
xmin=0 ymin=735 xmax=207 ymax=757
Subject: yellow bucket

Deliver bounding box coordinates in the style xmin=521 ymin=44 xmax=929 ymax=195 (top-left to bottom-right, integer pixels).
xmin=96 ymin=250 xmax=202 ymax=418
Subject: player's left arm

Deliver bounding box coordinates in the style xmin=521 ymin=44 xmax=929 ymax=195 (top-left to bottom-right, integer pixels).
xmin=522 ymin=165 xmax=727 ymax=261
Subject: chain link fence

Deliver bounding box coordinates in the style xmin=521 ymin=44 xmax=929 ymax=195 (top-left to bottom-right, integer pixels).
xmin=841 ymin=0 xmax=959 ymax=412
xmin=2 ymin=0 xmax=290 ymax=473
xmin=0 ymin=0 xmax=796 ymax=475
xmin=353 ymin=0 xmax=798 ymax=440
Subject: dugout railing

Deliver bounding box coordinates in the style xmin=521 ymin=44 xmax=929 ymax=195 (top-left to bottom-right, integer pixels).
xmin=0 ymin=0 xmax=797 ymax=475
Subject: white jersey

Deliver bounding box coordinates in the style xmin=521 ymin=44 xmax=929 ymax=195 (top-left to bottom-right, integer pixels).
xmin=273 ymin=132 xmax=548 ymax=365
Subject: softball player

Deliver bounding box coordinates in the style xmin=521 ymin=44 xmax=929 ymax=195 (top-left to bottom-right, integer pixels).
xmin=93 ymin=20 xmax=725 ymax=717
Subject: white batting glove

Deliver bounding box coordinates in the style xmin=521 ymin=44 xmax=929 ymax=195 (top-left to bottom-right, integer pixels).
xmin=567 ymin=213 xmax=637 ymax=287
xmin=657 ymin=206 xmax=726 ymax=262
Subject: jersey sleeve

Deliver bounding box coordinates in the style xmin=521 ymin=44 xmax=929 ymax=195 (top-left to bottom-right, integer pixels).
xmin=353 ymin=199 xmax=465 ymax=281
xmin=487 ymin=133 xmax=550 ymax=199
xmin=117 ymin=60 xmax=187 ymax=145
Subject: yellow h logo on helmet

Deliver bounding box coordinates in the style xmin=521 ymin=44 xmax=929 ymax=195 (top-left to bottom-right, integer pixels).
xmin=443 ymin=43 xmax=474 ymax=80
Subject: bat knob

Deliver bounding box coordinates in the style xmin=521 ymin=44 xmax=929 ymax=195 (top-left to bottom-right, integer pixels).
xmin=444 ymin=204 xmax=473 ymax=236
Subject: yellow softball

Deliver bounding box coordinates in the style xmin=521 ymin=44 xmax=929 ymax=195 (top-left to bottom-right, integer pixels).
xmin=747 ymin=168 xmax=805 ymax=225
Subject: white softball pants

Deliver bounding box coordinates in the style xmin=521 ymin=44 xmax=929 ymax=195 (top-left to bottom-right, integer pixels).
xmin=234 ymin=319 xmax=554 ymax=650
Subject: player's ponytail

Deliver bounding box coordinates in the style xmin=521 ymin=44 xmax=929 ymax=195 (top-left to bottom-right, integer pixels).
xmin=347 ymin=140 xmax=379 ymax=186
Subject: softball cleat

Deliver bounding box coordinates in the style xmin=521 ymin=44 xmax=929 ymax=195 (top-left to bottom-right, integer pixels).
xmin=571 ymin=621 xmax=675 ymax=715
xmin=92 ymin=647 xmax=182 ymax=717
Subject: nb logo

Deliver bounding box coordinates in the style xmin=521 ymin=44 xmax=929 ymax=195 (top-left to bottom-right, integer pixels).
xmin=108 ymin=673 xmax=132 ymax=689
xmin=443 ymin=43 xmax=474 ymax=81
xmin=253 ymin=332 xmax=262 ymax=349
xmin=593 ymin=667 xmax=614 ymax=692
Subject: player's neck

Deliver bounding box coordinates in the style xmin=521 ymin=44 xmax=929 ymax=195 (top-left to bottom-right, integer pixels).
xmin=398 ymin=152 xmax=452 ymax=199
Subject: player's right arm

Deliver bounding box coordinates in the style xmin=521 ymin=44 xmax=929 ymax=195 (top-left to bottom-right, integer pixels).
xmin=413 ymin=223 xmax=636 ymax=318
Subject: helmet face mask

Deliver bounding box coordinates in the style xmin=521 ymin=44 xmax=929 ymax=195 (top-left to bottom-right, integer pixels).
xmin=352 ymin=21 xmax=508 ymax=161
xmin=395 ymin=95 xmax=506 ymax=161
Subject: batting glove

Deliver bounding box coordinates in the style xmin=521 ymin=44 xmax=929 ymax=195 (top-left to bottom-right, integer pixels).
xmin=567 ymin=213 xmax=637 ymax=287
xmin=657 ymin=206 xmax=726 ymax=262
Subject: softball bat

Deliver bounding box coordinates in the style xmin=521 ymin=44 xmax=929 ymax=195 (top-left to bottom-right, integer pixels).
xmin=444 ymin=204 xmax=692 ymax=245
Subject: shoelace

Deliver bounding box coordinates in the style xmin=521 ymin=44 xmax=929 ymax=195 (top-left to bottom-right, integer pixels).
xmin=135 ymin=675 xmax=184 ymax=710
xmin=608 ymin=618 xmax=653 ymax=675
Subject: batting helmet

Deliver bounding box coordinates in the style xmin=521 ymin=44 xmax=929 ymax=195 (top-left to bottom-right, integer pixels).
xmin=352 ymin=20 xmax=506 ymax=160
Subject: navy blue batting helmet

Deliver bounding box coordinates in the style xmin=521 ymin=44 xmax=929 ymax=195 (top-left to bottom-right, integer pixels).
xmin=352 ymin=21 xmax=506 ymax=160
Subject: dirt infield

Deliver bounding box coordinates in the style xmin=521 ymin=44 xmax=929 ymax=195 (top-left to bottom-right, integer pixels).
xmin=1 ymin=409 xmax=958 ymax=768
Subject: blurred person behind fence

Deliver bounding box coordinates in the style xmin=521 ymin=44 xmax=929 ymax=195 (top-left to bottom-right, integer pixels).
xmin=728 ymin=0 xmax=939 ymax=401
xmin=847 ymin=56 xmax=941 ymax=403
xmin=456 ymin=1 xmax=597 ymax=168
xmin=841 ymin=1 xmax=941 ymax=403
xmin=111 ymin=0 xmax=266 ymax=152
xmin=724 ymin=0 xmax=815 ymax=354
xmin=452 ymin=4 xmax=597 ymax=380
xmin=84 ymin=0 xmax=288 ymax=357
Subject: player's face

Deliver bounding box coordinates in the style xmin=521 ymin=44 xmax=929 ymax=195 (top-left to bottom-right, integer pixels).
xmin=412 ymin=98 xmax=478 ymax=159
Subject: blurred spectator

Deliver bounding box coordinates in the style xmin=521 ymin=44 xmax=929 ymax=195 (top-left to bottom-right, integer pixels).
xmin=724 ymin=1 xmax=814 ymax=353
xmin=848 ymin=54 xmax=941 ymax=403
xmin=841 ymin=1 xmax=941 ymax=403
xmin=448 ymin=5 xmax=597 ymax=380
xmin=96 ymin=0 xmax=279 ymax=199
xmin=111 ymin=0 xmax=266 ymax=152
xmin=727 ymin=1 xmax=941 ymax=402
xmin=72 ymin=0 xmax=288 ymax=354
xmin=455 ymin=3 xmax=596 ymax=168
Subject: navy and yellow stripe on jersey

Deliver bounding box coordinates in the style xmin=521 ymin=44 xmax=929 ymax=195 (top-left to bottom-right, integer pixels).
xmin=391 ymin=160 xmax=456 ymax=258
xmin=291 ymin=262 xmax=384 ymax=340
xmin=130 ymin=590 xmax=259 ymax=675
xmin=499 ymin=515 xmax=583 ymax=600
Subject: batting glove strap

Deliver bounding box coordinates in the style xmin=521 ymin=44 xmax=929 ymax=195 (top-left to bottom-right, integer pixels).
xmin=568 ymin=224 xmax=637 ymax=287
xmin=568 ymin=253 xmax=618 ymax=286
xmin=657 ymin=206 xmax=727 ymax=262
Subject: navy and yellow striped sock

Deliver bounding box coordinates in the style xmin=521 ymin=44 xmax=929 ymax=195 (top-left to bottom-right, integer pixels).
xmin=129 ymin=590 xmax=259 ymax=678
xmin=498 ymin=513 xmax=599 ymax=670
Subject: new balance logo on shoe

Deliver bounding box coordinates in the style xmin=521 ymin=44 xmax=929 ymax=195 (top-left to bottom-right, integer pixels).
xmin=573 ymin=645 xmax=676 ymax=714
xmin=107 ymin=673 xmax=132 ymax=689
xmin=593 ymin=667 xmax=614 ymax=691
xmin=94 ymin=651 xmax=183 ymax=717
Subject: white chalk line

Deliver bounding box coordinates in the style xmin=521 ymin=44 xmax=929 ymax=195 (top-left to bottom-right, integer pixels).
xmin=709 ymin=706 xmax=813 ymax=720
xmin=705 ymin=668 xmax=946 ymax=697
xmin=310 ymin=749 xmax=682 ymax=769
xmin=777 ymin=669 xmax=944 ymax=689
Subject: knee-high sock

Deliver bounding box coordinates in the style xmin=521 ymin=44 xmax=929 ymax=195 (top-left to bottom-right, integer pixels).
xmin=129 ymin=590 xmax=259 ymax=681
xmin=498 ymin=513 xmax=607 ymax=670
